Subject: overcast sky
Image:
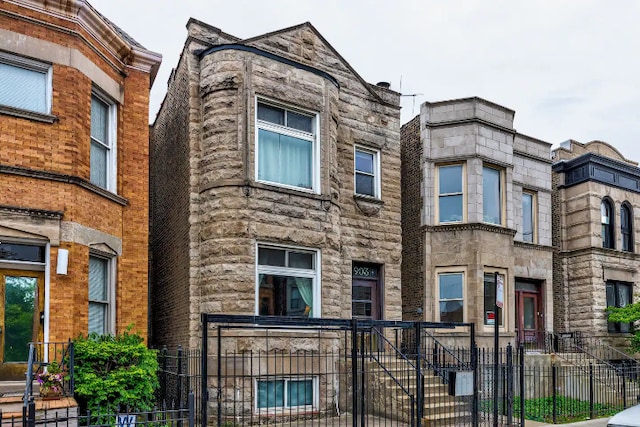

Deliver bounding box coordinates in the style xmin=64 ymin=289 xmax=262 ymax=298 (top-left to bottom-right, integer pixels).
xmin=92 ymin=0 xmax=640 ymax=161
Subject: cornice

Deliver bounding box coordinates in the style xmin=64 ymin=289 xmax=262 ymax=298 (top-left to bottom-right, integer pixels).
xmin=0 ymin=204 xmax=63 ymax=219
xmin=424 ymin=222 xmax=517 ymax=236
xmin=0 ymin=164 xmax=128 ymax=206
xmin=553 ymin=152 xmax=640 ymax=194
xmin=513 ymin=241 xmax=554 ymax=252
xmin=424 ymin=117 xmax=515 ymax=136
xmin=559 ymin=246 xmax=640 ymax=261
xmin=3 ymin=0 xmax=161 ymax=83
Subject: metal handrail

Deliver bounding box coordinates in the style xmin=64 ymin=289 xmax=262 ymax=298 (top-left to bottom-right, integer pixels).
xmin=368 ymin=327 xmax=417 ymax=397
xmin=23 ymin=343 xmax=36 ymax=407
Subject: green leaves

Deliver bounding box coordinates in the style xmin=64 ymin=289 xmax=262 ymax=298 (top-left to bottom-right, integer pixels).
xmin=606 ymin=303 xmax=640 ymax=352
xmin=73 ymin=329 xmax=159 ymax=414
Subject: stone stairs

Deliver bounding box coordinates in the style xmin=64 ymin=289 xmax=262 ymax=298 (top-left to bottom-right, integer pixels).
xmin=365 ymin=356 xmax=472 ymax=427
xmin=0 ymin=381 xmax=78 ymax=425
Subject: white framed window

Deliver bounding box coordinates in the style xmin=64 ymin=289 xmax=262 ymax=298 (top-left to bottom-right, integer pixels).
xmin=483 ymin=165 xmax=503 ymax=225
xmin=437 ymin=164 xmax=465 ymax=223
xmin=256 ymin=377 xmax=318 ymax=411
xmin=255 ymin=100 xmax=319 ymax=192
xmin=354 ymin=146 xmax=381 ymax=198
xmin=0 ymin=52 xmax=52 ymax=114
xmin=88 ymin=254 xmax=115 ymax=335
xmin=522 ymin=191 xmax=536 ymax=243
xmin=90 ymin=91 xmax=117 ymax=191
xmin=256 ymin=244 xmax=320 ymax=318
xmin=437 ymin=271 xmax=464 ymax=323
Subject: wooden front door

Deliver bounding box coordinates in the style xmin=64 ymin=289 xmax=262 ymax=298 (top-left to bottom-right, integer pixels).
xmin=0 ymin=269 xmax=44 ymax=380
xmin=515 ymin=283 xmax=543 ymax=348
xmin=351 ymin=264 xmax=381 ymax=320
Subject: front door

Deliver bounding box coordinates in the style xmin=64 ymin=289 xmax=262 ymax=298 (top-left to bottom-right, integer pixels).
xmin=515 ymin=280 xmax=544 ymax=349
xmin=0 ymin=269 xmax=44 ymax=380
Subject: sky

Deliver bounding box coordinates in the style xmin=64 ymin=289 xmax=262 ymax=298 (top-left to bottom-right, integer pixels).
xmin=91 ymin=0 xmax=640 ymax=161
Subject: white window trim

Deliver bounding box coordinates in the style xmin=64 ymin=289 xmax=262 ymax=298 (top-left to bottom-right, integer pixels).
xmin=521 ymin=191 xmax=537 ymax=243
xmin=483 ymin=268 xmax=508 ymax=333
xmin=255 ymin=243 xmax=321 ymax=318
xmin=0 ymin=51 xmax=52 ymax=114
xmin=254 ymin=98 xmax=320 ymax=194
xmin=88 ymin=252 xmax=116 ymax=335
xmin=254 ymin=376 xmax=319 ymax=413
xmin=435 ymin=163 xmax=466 ymax=224
xmin=354 ymin=145 xmax=381 ymax=199
xmin=434 ymin=268 xmax=466 ymax=323
xmin=91 ymin=89 xmax=118 ymax=192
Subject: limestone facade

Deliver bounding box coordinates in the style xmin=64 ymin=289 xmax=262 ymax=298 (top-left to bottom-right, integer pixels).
xmin=0 ymin=0 xmax=161 ymax=366
xmin=401 ymin=97 xmax=554 ymax=347
xmin=552 ymin=140 xmax=640 ymax=346
xmin=151 ymin=20 xmax=402 ymax=348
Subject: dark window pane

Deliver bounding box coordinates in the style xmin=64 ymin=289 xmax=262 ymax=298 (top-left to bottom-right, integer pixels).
xmin=352 ymin=285 xmax=372 ymax=300
xmin=440 ymin=301 xmax=463 ymax=322
xmin=258 ymin=274 xmax=313 ymax=317
xmin=439 ymin=165 xmax=462 ymax=194
xmin=523 ymin=193 xmax=534 ymax=242
xmin=288 ymin=380 xmax=313 ymax=407
xmin=289 ymin=251 xmax=313 ymax=269
xmin=355 ymin=150 xmax=374 ymax=174
xmin=257 ymin=380 xmax=284 ymax=408
xmin=484 ymin=273 xmax=503 ymax=326
xmin=356 ymin=173 xmax=375 ymax=196
xmin=352 ymin=301 xmax=372 ymax=317
xmin=257 ymin=103 xmax=284 ymax=125
xmin=0 ymin=243 xmax=45 ymax=262
xmin=258 ymin=248 xmax=286 ymax=266
xmin=287 ymin=111 xmax=313 ymax=133
xmin=439 ymin=194 xmax=463 ymax=222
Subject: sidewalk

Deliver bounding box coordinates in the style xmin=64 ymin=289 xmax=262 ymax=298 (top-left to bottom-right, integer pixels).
xmin=525 ymin=418 xmax=610 ymax=427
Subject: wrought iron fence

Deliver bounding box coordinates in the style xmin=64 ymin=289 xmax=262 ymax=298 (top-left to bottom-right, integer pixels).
xmin=157 ymin=346 xmax=202 ymax=415
xmin=17 ymin=393 xmax=194 ymax=427
xmin=200 ymin=314 xmax=480 ymax=427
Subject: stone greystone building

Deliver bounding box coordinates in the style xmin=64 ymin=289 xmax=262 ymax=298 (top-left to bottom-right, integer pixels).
xmin=401 ymin=97 xmax=554 ymax=348
xmin=150 ymin=19 xmax=402 ymax=415
xmin=552 ymin=139 xmax=640 ymax=347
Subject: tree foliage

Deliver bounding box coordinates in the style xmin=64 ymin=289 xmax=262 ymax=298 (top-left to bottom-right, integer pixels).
xmin=73 ymin=328 xmax=159 ymax=413
xmin=606 ymin=303 xmax=640 ymax=352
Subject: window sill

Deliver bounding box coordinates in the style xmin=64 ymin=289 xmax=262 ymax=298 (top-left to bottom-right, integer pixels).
xmin=353 ymin=194 xmax=384 ymax=216
xmin=0 ymin=105 xmax=58 ymax=123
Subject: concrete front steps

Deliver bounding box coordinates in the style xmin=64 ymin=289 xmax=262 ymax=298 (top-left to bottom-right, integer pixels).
xmin=0 ymin=396 xmax=78 ymax=426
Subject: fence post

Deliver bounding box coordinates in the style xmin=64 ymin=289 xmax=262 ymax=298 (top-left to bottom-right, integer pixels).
xmin=27 ymin=398 xmax=35 ymax=427
xmin=188 ymin=391 xmax=195 ymax=427
xmin=177 ymin=345 xmax=184 ymax=410
xmin=351 ymin=319 xmax=358 ymax=427
xmin=506 ymin=344 xmax=513 ymax=426
xmin=360 ymin=327 xmax=366 ymax=427
xmin=589 ymin=363 xmax=594 ymax=419
xmin=415 ymin=322 xmax=423 ymax=427
xmin=519 ymin=344 xmax=525 ymax=427
xmin=200 ymin=313 xmax=208 ymax=427
xmin=622 ymin=367 xmax=627 ymax=409
xmin=69 ymin=340 xmax=75 ymax=396
xmin=471 ymin=323 xmax=479 ymax=427
xmin=552 ymin=364 xmax=557 ymax=424
xmin=161 ymin=346 xmax=168 ymax=405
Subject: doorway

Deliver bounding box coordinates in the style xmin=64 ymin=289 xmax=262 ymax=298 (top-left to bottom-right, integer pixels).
xmin=515 ymin=280 xmax=544 ymax=349
xmin=0 ymin=269 xmax=44 ymax=380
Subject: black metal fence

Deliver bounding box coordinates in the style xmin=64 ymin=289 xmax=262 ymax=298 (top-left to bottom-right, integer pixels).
xmin=200 ymin=314 xmax=483 ymax=427
xmin=157 ymin=346 xmax=202 ymax=415
xmin=17 ymin=393 xmax=194 ymax=427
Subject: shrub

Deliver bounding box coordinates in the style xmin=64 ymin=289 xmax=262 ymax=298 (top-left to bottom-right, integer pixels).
xmin=73 ymin=328 xmax=159 ymax=413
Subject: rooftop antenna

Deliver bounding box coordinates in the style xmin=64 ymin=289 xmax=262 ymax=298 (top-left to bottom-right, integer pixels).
xmin=399 ymin=75 xmax=423 ymax=116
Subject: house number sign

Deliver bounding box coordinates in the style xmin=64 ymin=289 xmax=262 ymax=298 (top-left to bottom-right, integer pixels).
xmin=353 ymin=265 xmax=378 ymax=278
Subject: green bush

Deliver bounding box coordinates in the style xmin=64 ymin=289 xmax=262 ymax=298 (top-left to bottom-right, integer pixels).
xmin=73 ymin=328 xmax=159 ymax=413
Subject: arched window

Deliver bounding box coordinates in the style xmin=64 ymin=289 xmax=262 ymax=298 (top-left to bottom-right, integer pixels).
xmin=601 ymin=198 xmax=615 ymax=249
xmin=621 ymin=202 xmax=634 ymax=252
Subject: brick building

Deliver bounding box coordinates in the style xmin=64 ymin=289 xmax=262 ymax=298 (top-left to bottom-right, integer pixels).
xmin=151 ymin=20 xmax=402 ymax=347
xmin=401 ymin=97 xmax=554 ymax=347
xmin=553 ymin=140 xmax=640 ymax=347
xmin=0 ymin=0 xmax=160 ymax=379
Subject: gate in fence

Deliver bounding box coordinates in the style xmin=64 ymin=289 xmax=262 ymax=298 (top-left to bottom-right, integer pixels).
xmin=199 ymin=314 xmax=524 ymax=427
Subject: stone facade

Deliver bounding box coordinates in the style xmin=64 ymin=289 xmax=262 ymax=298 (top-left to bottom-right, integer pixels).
xmin=401 ymin=97 xmax=554 ymax=347
xmin=0 ymin=0 xmax=160 ymax=365
xmin=151 ymin=20 xmax=402 ymax=348
xmin=552 ymin=140 xmax=640 ymax=347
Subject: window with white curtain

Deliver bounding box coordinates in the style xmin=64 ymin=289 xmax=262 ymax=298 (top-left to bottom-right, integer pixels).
xmin=90 ymin=92 xmax=117 ymax=191
xmin=606 ymin=281 xmax=632 ymax=333
xmin=256 ymin=101 xmax=317 ymax=192
xmin=257 ymin=245 xmax=319 ymax=317
xmin=0 ymin=52 xmax=52 ymax=114
xmin=88 ymin=255 xmax=114 ymax=335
